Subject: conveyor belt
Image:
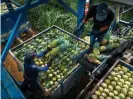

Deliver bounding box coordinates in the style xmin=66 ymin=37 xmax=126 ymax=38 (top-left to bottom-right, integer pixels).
xmin=109 ymin=0 xmax=133 ymax=6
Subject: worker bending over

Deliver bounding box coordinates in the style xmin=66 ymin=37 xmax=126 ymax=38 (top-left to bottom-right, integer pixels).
xmin=21 ymin=48 xmax=55 ymax=94
xmin=75 ymin=3 xmax=115 ymax=50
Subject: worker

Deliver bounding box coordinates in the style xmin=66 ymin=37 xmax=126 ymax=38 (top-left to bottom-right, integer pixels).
xmin=21 ymin=48 xmax=55 ymax=94
xmin=75 ymin=3 xmax=115 ymax=51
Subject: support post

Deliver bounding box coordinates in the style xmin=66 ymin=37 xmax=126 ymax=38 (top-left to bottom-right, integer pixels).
xmin=115 ymin=4 xmax=121 ymax=23
xmin=1 ymin=13 xmax=23 ymax=62
xmin=76 ymin=0 xmax=86 ymax=37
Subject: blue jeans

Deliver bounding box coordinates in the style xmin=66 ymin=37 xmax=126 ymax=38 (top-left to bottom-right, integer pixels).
xmin=89 ymin=20 xmax=116 ymax=48
xmin=90 ymin=31 xmax=108 ymax=48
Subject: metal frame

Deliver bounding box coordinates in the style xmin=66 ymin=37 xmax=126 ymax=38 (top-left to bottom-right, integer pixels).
xmin=109 ymin=0 xmax=133 ymax=6
xmin=76 ymin=78 xmax=94 ymax=99
xmin=1 ymin=0 xmax=78 ymax=20
xmin=2 ymin=0 xmax=132 ymax=62
xmin=112 ymin=0 xmax=133 ymax=26
xmin=1 ymin=1 xmax=30 ymax=42
xmin=9 ymin=25 xmax=89 ymax=70
xmin=85 ymin=59 xmax=133 ymax=99
xmin=2 ymin=13 xmax=23 ymax=62
xmin=9 ymin=25 xmax=90 ymax=98
xmin=1 ymin=0 xmax=83 ymax=62
xmin=75 ymin=39 xmax=132 ymax=99
xmin=122 ymin=7 xmax=133 ymax=14
xmin=1 ymin=0 xmax=86 ymax=98
xmin=10 ymin=25 xmax=89 ymax=50
xmin=1 ymin=64 xmax=25 ymax=99
xmin=76 ymin=0 xmax=93 ymax=37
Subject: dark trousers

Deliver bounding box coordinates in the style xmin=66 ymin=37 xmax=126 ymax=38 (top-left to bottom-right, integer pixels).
xmin=90 ymin=31 xmax=108 ymax=48
xmin=21 ymin=77 xmax=39 ymax=92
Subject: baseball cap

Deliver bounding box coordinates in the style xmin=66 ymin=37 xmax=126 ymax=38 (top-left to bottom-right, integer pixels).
xmin=25 ymin=50 xmax=37 ymax=58
xmin=96 ymin=3 xmax=108 ymax=21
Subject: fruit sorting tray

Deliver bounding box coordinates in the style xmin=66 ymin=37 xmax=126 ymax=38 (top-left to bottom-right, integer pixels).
xmin=85 ymin=59 xmax=133 ymax=99
xmin=9 ymin=25 xmax=89 ymax=69
xmin=9 ymin=25 xmax=90 ymax=98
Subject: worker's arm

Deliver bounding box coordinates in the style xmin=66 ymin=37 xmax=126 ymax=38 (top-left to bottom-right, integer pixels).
xmin=77 ymin=5 xmax=95 ymax=30
xmin=99 ymin=25 xmax=109 ymax=32
xmin=83 ymin=5 xmax=95 ymax=24
xmin=33 ymin=57 xmax=55 ymax=71
xmin=32 ymin=64 xmax=49 ymax=72
xmin=36 ymin=47 xmax=52 ymax=58
xmin=36 ymin=50 xmax=49 ymax=58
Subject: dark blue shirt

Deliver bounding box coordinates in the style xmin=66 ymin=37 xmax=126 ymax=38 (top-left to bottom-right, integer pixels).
xmin=24 ymin=50 xmax=49 ymax=81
